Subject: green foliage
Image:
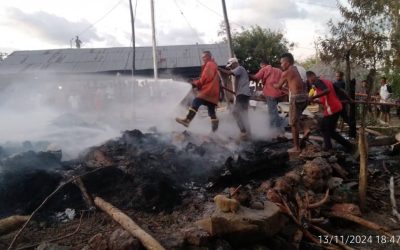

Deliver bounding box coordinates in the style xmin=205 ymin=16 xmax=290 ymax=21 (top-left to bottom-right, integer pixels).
xmin=388 ymin=70 xmax=400 ymax=98
xmin=299 ymin=57 xmax=318 ymax=70
xmin=319 ymin=12 xmax=387 ymax=70
xmin=231 ymin=26 xmax=291 ymax=73
xmin=319 ymin=0 xmax=399 ymax=71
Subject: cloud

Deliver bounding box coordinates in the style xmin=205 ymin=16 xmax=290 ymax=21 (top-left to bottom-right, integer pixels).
xmin=103 ymin=34 xmax=125 ymax=47
xmin=229 ymin=0 xmax=307 ymax=30
xmin=157 ymin=27 xmax=205 ymax=46
xmin=6 ymin=7 xmax=103 ymax=45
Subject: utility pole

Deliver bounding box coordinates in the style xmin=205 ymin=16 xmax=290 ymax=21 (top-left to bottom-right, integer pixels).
xmin=129 ymin=0 xmax=136 ymax=77
xmin=221 ymin=0 xmax=234 ymax=58
xmin=221 ymin=0 xmax=235 ymax=96
xmin=150 ymin=0 xmax=158 ymax=80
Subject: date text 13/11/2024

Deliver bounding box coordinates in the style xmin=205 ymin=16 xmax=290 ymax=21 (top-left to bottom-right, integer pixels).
xmin=319 ymin=235 xmax=400 ymax=245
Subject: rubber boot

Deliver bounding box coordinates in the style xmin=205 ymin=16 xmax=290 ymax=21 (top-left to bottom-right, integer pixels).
xmin=176 ymin=108 xmax=196 ymax=127
xmin=211 ymin=118 xmax=219 ymax=132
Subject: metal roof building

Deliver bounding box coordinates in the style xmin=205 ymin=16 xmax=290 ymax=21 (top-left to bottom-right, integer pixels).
xmin=0 ymin=43 xmax=229 ymax=77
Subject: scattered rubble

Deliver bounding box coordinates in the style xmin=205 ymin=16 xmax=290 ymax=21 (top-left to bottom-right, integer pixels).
xmin=1 ymin=128 xmax=400 ymax=249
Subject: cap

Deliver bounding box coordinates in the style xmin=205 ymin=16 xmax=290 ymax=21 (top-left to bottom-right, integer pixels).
xmin=226 ymin=57 xmax=238 ymax=67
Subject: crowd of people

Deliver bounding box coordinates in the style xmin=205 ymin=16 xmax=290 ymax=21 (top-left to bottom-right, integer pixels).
xmin=176 ymin=50 xmax=397 ymax=154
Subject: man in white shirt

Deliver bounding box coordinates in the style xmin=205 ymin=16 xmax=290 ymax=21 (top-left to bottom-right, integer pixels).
xmin=379 ymin=77 xmax=392 ymax=123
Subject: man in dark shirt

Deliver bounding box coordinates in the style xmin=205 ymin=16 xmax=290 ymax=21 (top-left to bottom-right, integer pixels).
xmin=334 ymin=71 xmax=346 ymax=89
xmin=333 ymin=71 xmax=355 ymax=139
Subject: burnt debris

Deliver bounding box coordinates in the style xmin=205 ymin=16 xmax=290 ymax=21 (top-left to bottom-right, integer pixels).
xmin=0 ymin=129 xmax=291 ymax=216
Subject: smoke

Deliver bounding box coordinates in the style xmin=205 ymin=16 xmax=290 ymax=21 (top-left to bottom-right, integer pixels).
xmin=0 ymin=72 xmax=280 ymax=163
xmin=0 ymin=74 xmax=191 ymax=160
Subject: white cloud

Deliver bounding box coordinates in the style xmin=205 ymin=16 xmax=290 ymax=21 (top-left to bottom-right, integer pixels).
xmin=6 ymin=7 xmax=102 ymax=45
xmin=0 ymin=0 xmax=343 ymax=59
xmin=229 ymin=0 xmax=307 ymax=30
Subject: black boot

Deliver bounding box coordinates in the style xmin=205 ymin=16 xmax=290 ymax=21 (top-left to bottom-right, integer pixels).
xmin=211 ymin=118 xmax=219 ymax=132
xmin=176 ymin=108 xmax=196 ymax=127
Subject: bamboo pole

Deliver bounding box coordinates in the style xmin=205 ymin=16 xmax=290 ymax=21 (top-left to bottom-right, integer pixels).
xmin=94 ymin=196 xmax=166 ymax=250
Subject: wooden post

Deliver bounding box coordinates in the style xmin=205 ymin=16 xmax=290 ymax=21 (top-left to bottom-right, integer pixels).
xmin=221 ymin=0 xmax=234 ymax=58
xmin=150 ymin=0 xmax=158 ymax=80
xmin=358 ymin=127 xmax=368 ymax=209
xmin=358 ymin=68 xmax=375 ymax=210
xmin=129 ymin=0 xmax=136 ymax=77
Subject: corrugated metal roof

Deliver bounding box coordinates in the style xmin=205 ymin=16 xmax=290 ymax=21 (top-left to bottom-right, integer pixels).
xmin=0 ymin=44 xmax=230 ymax=75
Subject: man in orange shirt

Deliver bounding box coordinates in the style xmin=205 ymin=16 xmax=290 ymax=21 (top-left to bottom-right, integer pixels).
xmin=250 ymin=59 xmax=286 ymax=131
xmin=176 ymin=51 xmax=220 ymax=132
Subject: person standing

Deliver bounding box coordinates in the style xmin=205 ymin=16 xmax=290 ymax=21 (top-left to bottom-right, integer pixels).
xmin=219 ymin=58 xmax=251 ymax=139
xmin=306 ymin=71 xmax=353 ymax=152
xmin=379 ymin=76 xmax=392 ymax=123
xmin=333 ymin=71 xmax=355 ymax=138
xmin=273 ymin=53 xmax=308 ymax=153
xmin=176 ymin=51 xmax=220 ymax=132
xmin=75 ymin=36 xmax=82 ymax=49
xmin=250 ymin=59 xmax=285 ymax=132
xmin=334 ymin=71 xmax=346 ymax=89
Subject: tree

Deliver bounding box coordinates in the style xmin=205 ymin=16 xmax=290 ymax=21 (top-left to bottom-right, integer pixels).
xmin=343 ymin=0 xmax=400 ymax=69
xmin=230 ymin=26 xmax=292 ymax=73
xmin=299 ymin=56 xmax=318 ymax=71
xmin=319 ymin=0 xmax=393 ymax=210
xmin=319 ymin=1 xmax=389 ymax=141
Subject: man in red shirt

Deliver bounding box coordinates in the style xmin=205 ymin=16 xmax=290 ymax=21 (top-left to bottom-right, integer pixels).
xmin=306 ymin=71 xmax=353 ymax=152
xmin=250 ymin=59 xmax=286 ymax=131
xmin=176 ymin=51 xmax=220 ymax=132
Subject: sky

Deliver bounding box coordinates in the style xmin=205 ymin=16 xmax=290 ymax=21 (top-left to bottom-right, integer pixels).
xmin=0 ymin=0 xmax=343 ymax=61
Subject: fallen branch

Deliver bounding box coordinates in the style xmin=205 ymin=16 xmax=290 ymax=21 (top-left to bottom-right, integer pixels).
xmin=327 ymin=211 xmax=400 ymax=247
xmin=365 ymin=128 xmax=383 ymax=136
xmin=389 ymin=176 xmax=400 ymax=222
xmin=308 ymin=189 xmax=329 ymax=209
xmin=326 ymin=212 xmax=393 ymax=236
xmin=15 ymin=211 xmax=85 ymax=250
xmin=277 ymin=194 xmax=331 ymax=248
xmin=73 ymin=176 xmax=95 ymax=210
xmin=7 ymin=166 xmax=112 ymax=250
xmin=229 ymin=184 xmax=242 ymax=198
xmin=369 ymin=136 xmax=397 ymax=147
xmin=94 ymin=196 xmax=166 ymax=250
xmin=0 ymin=216 xmax=29 ymax=236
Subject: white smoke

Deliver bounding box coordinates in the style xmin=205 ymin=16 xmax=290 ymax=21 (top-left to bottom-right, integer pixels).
xmin=0 ymin=74 xmax=191 ymax=159
xmin=0 ymin=73 xmax=281 ymax=160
